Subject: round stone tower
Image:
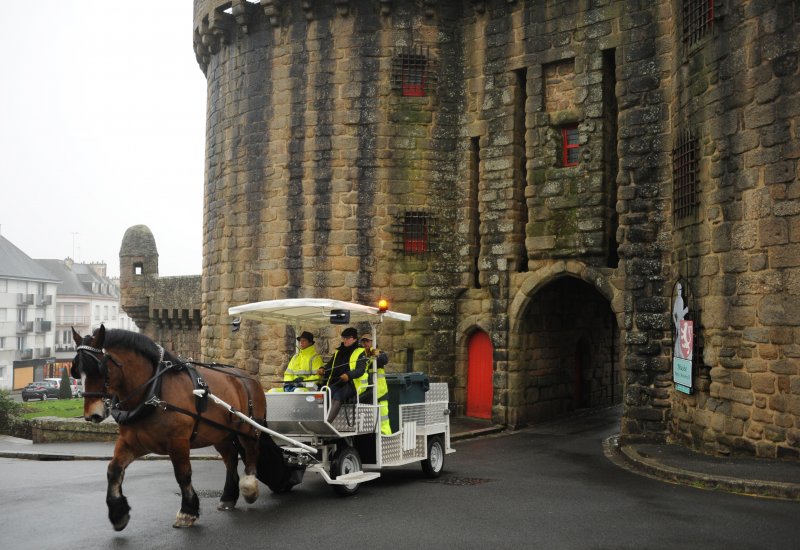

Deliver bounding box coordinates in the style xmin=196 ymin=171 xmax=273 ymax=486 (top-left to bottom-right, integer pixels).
xmin=119 ymin=224 xmax=159 ymax=331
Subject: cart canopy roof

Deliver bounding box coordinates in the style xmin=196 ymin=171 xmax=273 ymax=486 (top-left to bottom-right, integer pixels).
xmin=228 ymin=298 xmax=411 ymax=327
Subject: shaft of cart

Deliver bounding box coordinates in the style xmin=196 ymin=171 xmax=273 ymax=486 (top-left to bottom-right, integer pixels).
xmin=193 ymin=389 xmax=319 ymax=455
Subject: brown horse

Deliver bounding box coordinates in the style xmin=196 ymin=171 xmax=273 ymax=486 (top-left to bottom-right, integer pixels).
xmin=70 ymin=325 xmax=266 ymax=530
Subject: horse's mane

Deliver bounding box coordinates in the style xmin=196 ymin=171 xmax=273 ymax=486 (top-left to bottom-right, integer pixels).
xmin=102 ymin=329 xmax=181 ymax=365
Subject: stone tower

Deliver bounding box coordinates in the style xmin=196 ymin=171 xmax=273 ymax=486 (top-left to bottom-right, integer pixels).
xmin=119 ymin=225 xmax=202 ymax=359
xmin=192 ymin=0 xmax=800 ymax=460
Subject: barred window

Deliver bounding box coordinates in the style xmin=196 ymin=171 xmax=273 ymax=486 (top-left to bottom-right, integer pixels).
xmin=392 ymin=211 xmax=434 ymax=258
xmin=682 ymin=0 xmax=714 ymax=47
xmin=560 ymin=125 xmax=581 ymax=167
xmin=403 ymin=212 xmax=429 ymax=255
xmin=672 ymin=130 xmax=699 ymax=223
xmin=391 ymin=46 xmax=435 ymax=97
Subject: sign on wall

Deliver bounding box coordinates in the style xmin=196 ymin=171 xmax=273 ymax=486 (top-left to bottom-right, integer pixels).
xmin=672 ymin=281 xmax=693 ymax=395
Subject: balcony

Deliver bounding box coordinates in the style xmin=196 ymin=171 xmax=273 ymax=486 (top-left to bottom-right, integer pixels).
xmin=56 ymin=316 xmax=91 ymax=326
xmin=16 ymin=322 xmax=33 ymax=334
xmin=55 ymin=343 xmax=75 ymax=352
xmin=35 ymin=295 xmax=53 ymax=306
xmin=18 ymin=349 xmax=33 ymax=360
xmin=17 ymin=293 xmax=34 ymax=306
xmin=34 ymin=319 xmax=52 ymax=332
xmin=36 ymin=347 xmax=52 ymax=358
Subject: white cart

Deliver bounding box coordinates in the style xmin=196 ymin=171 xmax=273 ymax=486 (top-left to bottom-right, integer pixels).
xmin=227 ymin=298 xmax=455 ymax=496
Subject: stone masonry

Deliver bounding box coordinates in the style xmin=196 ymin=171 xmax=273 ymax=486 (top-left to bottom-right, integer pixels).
xmin=191 ymin=0 xmax=800 ymax=460
xmin=119 ymin=225 xmax=202 ymax=359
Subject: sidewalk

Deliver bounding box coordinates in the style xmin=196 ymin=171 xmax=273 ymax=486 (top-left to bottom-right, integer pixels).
xmin=604 ymin=435 xmax=800 ymax=501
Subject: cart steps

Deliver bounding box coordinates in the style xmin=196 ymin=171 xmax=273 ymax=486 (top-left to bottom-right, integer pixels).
xmin=332 ymin=471 xmax=381 ymax=484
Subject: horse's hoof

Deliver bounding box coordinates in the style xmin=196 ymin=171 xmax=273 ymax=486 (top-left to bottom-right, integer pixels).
xmin=239 ymin=475 xmax=259 ymax=504
xmin=112 ymin=514 xmax=130 ymax=532
xmin=173 ymin=512 xmax=198 ymax=528
xmin=217 ymin=501 xmax=236 ymax=511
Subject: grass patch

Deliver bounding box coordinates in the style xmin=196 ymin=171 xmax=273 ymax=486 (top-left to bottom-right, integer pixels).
xmin=21 ymin=399 xmax=84 ymax=420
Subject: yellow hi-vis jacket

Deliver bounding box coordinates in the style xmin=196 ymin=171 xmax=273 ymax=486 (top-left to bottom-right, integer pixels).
xmin=284 ymin=345 xmax=323 ymax=384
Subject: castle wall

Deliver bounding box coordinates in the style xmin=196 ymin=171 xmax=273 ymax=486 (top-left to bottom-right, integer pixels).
xmin=192 ymin=0 xmax=800 ymax=460
xmin=119 ymin=225 xmax=202 ymax=360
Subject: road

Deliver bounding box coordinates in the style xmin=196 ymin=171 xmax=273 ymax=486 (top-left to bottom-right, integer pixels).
xmin=1 ymin=406 xmax=797 ymax=549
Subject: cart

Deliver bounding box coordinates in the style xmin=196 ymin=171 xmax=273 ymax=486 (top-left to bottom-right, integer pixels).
xmin=220 ymin=298 xmax=454 ymax=496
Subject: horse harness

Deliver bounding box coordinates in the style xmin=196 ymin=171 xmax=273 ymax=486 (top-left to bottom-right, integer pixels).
xmin=75 ymin=344 xmax=260 ymax=442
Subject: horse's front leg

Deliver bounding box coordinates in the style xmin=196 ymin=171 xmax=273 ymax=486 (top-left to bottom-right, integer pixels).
xmin=169 ymin=439 xmax=200 ymax=528
xmin=107 ymin=441 xmax=136 ymax=531
xmin=214 ymin=438 xmax=240 ymax=511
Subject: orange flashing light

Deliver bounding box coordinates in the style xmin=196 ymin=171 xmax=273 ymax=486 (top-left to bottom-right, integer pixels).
xmin=377 ymin=299 xmax=389 ymax=313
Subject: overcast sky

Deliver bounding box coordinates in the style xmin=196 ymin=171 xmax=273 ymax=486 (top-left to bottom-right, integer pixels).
xmin=1 ymin=1 xmax=206 ymax=278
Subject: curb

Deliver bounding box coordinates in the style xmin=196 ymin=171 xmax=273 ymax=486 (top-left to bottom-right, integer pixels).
xmin=451 ymin=425 xmax=505 ymax=442
xmin=603 ymin=435 xmax=800 ymax=501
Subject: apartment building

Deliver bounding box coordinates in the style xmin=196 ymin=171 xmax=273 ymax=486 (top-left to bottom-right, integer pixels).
xmin=0 ymin=235 xmax=59 ymax=391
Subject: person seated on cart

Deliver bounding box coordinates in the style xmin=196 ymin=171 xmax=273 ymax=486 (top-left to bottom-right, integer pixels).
xmin=316 ymin=327 xmax=368 ymax=423
xmin=357 ymin=333 xmax=392 ymax=435
xmin=274 ymin=330 xmax=323 ymax=392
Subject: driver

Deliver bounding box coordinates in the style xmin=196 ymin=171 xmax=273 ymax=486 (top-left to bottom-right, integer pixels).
xmin=317 ymin=327 xmax=367 ymax=422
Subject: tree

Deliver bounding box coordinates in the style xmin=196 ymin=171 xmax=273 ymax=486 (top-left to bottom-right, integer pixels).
xmin=59 ymin=368 xmax=72 ymax=399
xmin=0 ymin=390 xmax=24 ymax=434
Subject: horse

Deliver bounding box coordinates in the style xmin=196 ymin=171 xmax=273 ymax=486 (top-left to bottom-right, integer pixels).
xmin=70 ymin=325 xmax=266 ymax=530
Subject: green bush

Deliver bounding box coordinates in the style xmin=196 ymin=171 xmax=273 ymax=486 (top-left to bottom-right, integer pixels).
xmin=59 ymin=368 xmax=72 ymax=400
xmin=0 ymin=390 xmax=24 ymax=435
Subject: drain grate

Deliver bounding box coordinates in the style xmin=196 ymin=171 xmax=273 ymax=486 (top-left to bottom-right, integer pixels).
xmin=425 ymin=475 xmax=492 ymax=486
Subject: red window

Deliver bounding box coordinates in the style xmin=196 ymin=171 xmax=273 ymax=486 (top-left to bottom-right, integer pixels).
xmin=403 ymin=212 xmax=428 ymax=255
xmin=401 ymin=56 xmax=427 ymax=97
xmin=682 ymin=0 xmax=714 ymax=46
xmin=561 ymin=125 xmax=580 ymax=167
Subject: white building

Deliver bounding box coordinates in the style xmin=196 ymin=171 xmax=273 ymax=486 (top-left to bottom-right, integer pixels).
xmin=35 ymin=259 xmax=138 ymax=377
xmin=0 ymin=235 xmax=59 ymax=391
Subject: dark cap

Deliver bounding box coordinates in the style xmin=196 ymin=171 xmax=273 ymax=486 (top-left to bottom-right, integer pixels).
xmin=360 ymin=333 xmax=372 ymax=342
xmin=296 ymin=331 xmax=314 ymax=344
xmin=341 ymin=327 xmax=358 ymax=339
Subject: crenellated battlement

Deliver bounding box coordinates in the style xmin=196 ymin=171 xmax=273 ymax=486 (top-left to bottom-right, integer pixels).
xmin=191 ymin=0 xmax=496 ymax=74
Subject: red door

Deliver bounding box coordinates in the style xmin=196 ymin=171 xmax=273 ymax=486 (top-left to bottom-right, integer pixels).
xmin=466 ymin=330 xmax=493 ymax=419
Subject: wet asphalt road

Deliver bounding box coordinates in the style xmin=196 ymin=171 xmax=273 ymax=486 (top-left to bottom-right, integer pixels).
xmin=1 ymin=406 xmax=797 ymax=549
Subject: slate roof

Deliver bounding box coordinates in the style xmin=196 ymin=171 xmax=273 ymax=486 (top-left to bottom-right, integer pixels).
xmin=0 ymin=235 xmax=60 ymax=282
xmin=35 ymin=259 xmax=119 ymax=298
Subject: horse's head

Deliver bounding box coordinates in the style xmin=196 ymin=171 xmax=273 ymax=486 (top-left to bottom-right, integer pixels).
xmin=72 ymin=325 xmax=110 ymax=423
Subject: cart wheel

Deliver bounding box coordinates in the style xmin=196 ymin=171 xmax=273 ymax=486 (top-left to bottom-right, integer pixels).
xmin=421 ymin=435 xmax=445 ymax=478
xmin=332 ymin=445 xmax=362 ymax=496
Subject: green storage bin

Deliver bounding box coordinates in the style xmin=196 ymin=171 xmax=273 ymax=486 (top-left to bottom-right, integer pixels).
xmin=385 ymin=372 xmax=430 ymax=433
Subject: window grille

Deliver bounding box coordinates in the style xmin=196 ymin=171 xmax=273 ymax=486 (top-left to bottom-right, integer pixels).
xmin=393 ymin=211 xmax=433 ymax=258
xmin=391 ymin=46 xmax=435 ymax=97
xmin=560 ymin=125 xmax=580 ymax=167
xmin=682 ymin=0 xmax=714 ymax=47
xmin=672 ymin=130 xmax=698 ymax=223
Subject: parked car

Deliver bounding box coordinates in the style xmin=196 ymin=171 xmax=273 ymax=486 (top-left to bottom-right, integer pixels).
xmin=44 ymin=377 xmax=83 ymax=398
xmin=21 ymin=380 xmax=60 ymax=401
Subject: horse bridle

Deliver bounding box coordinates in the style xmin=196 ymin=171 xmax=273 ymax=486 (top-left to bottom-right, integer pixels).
xmin=75 ymin=344 xmax=164 ymax=407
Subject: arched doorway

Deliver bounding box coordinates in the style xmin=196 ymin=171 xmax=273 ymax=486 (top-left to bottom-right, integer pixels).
xmin=466 ymin=329 xmax=493 ymax=419
xmin=516 ymin=276 xmax=620 ymax=423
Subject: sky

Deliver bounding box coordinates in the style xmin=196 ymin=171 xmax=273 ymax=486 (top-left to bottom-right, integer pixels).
xmin=0 ymin=1 xmax=207 ymax=278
